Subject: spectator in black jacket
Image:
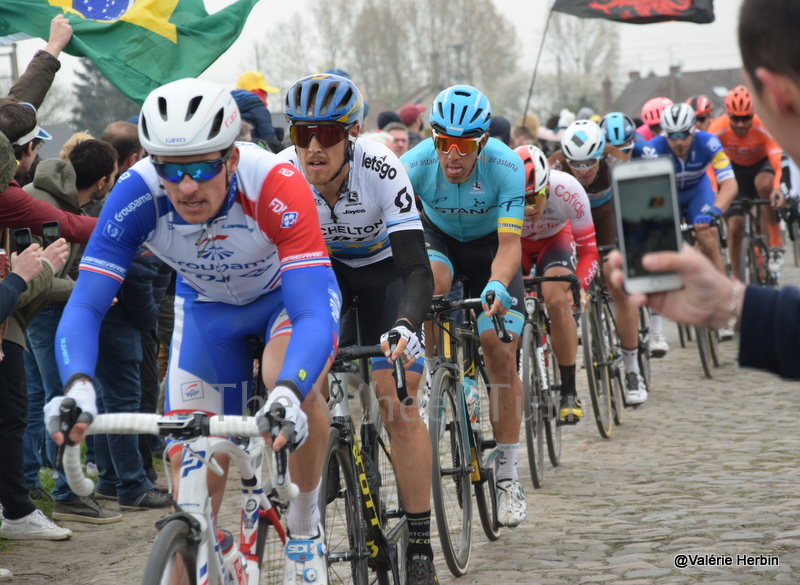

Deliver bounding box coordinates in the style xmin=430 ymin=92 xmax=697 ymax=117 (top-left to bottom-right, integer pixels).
xmin=231 ymin=71 xmax=283 ymax=152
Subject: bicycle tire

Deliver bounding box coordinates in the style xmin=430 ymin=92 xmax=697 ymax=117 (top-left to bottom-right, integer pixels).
xmin=582 ymin=300 xmax=613 ymax=439
xmin=521 ymin=322 xmax=545 ymax=489
xmin=544 ymin=335 xmax=562 ymax=467
xmin=471 ymin=353 xmax=501 ymax=542
xmin=695 ymin=326 xmax=713 ymax=379
xmin=321 ymin=426 xmax=370 ymax=585
xmin=709 ymin=328 xmax=721 ymax=368
xmin=637 ymin=307 xmax=652 ymax=390
xmin=140 ymin=518 xmax=198 ymax=585
xmin=429 ymin=366 xmax=472 ymax=577
xmin=258 ymin=501 xmax=288 ymax=585
xmin=599 ymin=300 xmax=625 ymax=424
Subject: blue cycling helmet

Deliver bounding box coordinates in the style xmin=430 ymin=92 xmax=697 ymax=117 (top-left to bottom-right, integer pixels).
xmin=284 ymin=74 xmax=364 ymax=126
xmin=324 ymin=68 xmax=350 ymax=79
xmin=429 ymin=85 xmax=492 ymax=138
xmin=600 ymin=112 xmax=636 ymax=146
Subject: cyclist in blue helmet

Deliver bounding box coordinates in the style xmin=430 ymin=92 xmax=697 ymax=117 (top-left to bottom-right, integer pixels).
xmin=601 ymin=112 xmax=651 ymax=161
xmin=283 ymin=73 xmax=438 ymax=584
xmin=402 ymin=84 xmax=531 ymax=528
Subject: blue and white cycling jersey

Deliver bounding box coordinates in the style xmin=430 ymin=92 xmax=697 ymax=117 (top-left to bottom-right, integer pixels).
xmin=56 ymin=142 xmax=337 ymax=405
xmin=644 ymin=130 xmax=735 ymax=192
xmin=631 ymin=133 xmax=651 ymax=159
xmin=401 ymin=137 xmax=525 ymax=242
xmin=279 ymin=138 xmax=422 ymax=268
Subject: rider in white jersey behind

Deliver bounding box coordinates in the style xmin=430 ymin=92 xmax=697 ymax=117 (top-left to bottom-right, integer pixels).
xmin=44 ymin=79 xmax=340 ymax=585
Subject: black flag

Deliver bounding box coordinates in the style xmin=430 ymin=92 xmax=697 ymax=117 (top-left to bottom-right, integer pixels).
xmin=550 ymin=0 xmax=715 ymax=24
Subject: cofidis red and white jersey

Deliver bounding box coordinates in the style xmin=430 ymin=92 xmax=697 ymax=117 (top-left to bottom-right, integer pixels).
xmin=80 ymin=142 xmax=329 ymax=305
xmin=279 ymin=138 xmax=422 ymax=268
xmin=522 ymin=170 xmax=593 ymax=241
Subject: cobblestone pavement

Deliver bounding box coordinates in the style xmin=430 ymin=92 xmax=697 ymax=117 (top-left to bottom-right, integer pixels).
xmin=4 ymin=261 xmax=800 ymax=585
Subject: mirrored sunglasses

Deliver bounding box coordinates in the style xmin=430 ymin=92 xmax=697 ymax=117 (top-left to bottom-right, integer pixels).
xmin=525 ymin=185 xmax=548 ymax=208
xmin=153 ymin=151 xmax=231 ymax=184
xmin=432 ymin=130 xmax=483 ymax=156
xmin=730 ymin=114 xmax=753 ymax=123
xmin=666 ymin=130 xmax=693 ymax=140
xmin=289 ymin=124 xmax=349 ymax=148
xmin=566 ymin=157 xmax=600 ymax=172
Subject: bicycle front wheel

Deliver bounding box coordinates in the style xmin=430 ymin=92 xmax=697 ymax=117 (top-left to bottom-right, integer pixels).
xmin=544 ymin=337 xmax=562 ymax=467
xmin=582 ymin=300 xmax=613 ymax=439
xmin=321 ymin=426 xmax=369 ymax=585
xmin=429 ymin=366 xmax=472 ymax=577
xmin=141 ymin=518 xmax=198 ymax=585
xmin=521 ymin=322 xmax=545 ymax=489
xmin=472 ymin=353 xmax=501 ymax=542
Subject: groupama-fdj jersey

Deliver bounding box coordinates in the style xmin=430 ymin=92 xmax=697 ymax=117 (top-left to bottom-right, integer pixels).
xmin=644 ymin=131 xmax=734 ymax=221
xmin=279 ymin=138 xmax=421 ymax=267
xmin=56 ymin=142 xmax=339 ymax=414
xmin=401 ymin=137 xmax=525 ymax=242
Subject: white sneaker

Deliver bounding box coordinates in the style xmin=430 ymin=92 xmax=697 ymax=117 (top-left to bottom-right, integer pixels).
xmin=624 ymin=372 xmax=648 ymax=405
xmin=284 ymin=523 xmax=327 ymax=585
xmin=0 ymin=509 xmax=72 ymax=540
xmin=768 ymin=247 xmax=785 ymax=274
xmin=649 ymin=332 xmax=669 ymax=358
xmin=718 ymin=327 xmax=735 ymax=341
xmin=496 ymin=479 xmax=527 ymax=527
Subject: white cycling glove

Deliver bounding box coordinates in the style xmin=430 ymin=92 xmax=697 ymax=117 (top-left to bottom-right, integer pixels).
xmin=380 ymin=325 xmax=422 ymax=363
xmin=44 ymin=379 xmax=98 ymax=437
xmin=256 ymin=385 xmax=308 ymax=452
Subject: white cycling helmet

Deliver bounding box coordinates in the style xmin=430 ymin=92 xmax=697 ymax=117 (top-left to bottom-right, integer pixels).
xmin=515 ymin=144 xmax=550 ymax=194
xmin=660 ymin=103 xmax=696 ymax=134
xmin=560 ymin=120 xmax=606 ymax=161
xmin=139 ymin=78 xmax=241 ymax=156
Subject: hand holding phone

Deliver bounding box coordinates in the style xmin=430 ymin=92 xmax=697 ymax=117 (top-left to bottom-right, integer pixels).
xmin=14 ymin=228 xmax=32 ymax=254
xmin=42 ymin=221 xmax=60 ymax=248
xmin=612 ymin=158 xmax=683 ymax=295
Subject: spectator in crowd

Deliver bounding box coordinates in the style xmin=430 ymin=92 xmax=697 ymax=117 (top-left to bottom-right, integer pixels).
xmin=59 ymin=131 xmax=93 ymax=161
xmin=399 ymin=103 xmax=426 ymax=148
xmin=489 ymin=116 xmax=512 ymax=146
xmin=100 ymin=121 xmax=145 ymax=177
xmin=377 ymin=110 xmax=403 ymax=130
xmin=383 ymin=121 xmax=410 ymax=157
xmin=232 ymin=71 xmax=282 ymax=152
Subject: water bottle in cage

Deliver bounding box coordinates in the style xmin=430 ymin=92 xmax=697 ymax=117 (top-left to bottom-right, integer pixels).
xmin=463 ymin=377 xmax=480 ymax=430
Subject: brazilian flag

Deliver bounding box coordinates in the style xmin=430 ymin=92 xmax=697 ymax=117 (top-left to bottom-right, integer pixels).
xmin=0 ymin=0 xmax=260 ymax=104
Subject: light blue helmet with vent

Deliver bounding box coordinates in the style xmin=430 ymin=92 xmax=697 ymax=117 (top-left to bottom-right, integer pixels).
xmin=429 ymin=85 xmax=492 ymax=138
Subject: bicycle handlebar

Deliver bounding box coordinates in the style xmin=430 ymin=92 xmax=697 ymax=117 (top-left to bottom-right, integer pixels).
xmin=485 ymin=291 xmax=513 ymax=343
xmin=427 ymin=295 xmax=512 ymax=343
xmin=523 ymin=274 xmax=582 ymax=315
xmin=333 ymin=342 xmax=409 ymax=404
xmin=62 ymin=412 xmax=299 ymax=501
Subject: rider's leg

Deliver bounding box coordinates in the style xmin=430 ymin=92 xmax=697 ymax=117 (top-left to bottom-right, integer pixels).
xmin=727 ymin=214 xmax=745 ymax=278
xmin=541 ymin=267 xmax=578 ymax=391
xmin=756 ymin=170 xmax=781 ymax=247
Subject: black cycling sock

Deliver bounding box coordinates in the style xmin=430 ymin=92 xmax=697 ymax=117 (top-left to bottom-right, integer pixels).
xmin=406 ymin=510 xmax=434 ymax=560
xmin=559 ymin=364 xmax=576 ymax=396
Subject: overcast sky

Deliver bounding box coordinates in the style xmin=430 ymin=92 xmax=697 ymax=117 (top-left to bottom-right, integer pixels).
xmin=7 ymin=0 xmax=744 ymax=91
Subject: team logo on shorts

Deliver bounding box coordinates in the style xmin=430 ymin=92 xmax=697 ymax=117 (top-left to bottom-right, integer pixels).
xmin=181 ymin=381 xmax=205 ymax=401
xmin=281 ymin=212 xmax=298 ymax=228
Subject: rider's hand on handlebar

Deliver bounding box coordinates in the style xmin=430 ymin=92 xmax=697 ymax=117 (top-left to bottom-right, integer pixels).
xmin=44 ymin=379 xmax=97 ymax=446
xmin=771 ymin=188 xmax=785 ymax=209
xmin=257 ymin=385 xmax=308 ymax=452
xmin=380 ymin=325 xmax=421 ymax=366
xmin=480 ymin=280 xmax=512 ymax=316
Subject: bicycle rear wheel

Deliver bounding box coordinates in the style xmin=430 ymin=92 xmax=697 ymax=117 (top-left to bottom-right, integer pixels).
xmin=258 ymin=499 xmax=288 ymax=585
xmin=321 ymin=426 xmax=369 ymax=585
xmin=472 ymin=355 xmax=501 ymax=542
xmin=429 ymin=366 xmax=472 ymax=577
xmin=695 ymin=327 xmax=714 ymax=379
xmin=140 ymin=518 xmax=198 ymax=585
xmin=521 ymin=322 xmax=545 ymax=489
xmin=544 ymin=337 xmax=562 ymax=467
xmin=582 ymin=300 xmax=613 ymax=439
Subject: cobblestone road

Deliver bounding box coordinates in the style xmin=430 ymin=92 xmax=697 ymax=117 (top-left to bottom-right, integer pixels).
xmin=5 ymin=261 xmax=800 ymax=585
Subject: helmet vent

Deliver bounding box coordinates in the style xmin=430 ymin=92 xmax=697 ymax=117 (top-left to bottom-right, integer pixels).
xmin=186 ymin=96 xmax=203 ymax=122
xmin=207 ymin=109 xmax=223 ymax=140
xmin=320 ymin=84 xmax=340 ymax=117
xmin=157 ymin=97 xmax=168 ymax=121
xmin=140 ymin=116 xmax=150 ymax=140
xmin=305 ymin=82 xmax=321 ymax=117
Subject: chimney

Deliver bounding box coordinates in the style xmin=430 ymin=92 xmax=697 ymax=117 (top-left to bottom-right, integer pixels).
xmin=669 ymin=65 xmax=681 ymax=77
xmin=629 ymin=71 xmax=640 ymax=80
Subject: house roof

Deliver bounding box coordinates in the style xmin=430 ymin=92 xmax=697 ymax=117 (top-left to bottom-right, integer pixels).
xmin=610 ymin=67 xmax=745 ymax=120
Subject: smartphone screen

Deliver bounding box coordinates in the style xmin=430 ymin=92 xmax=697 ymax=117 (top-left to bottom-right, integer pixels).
xmin=42 ymin=221 xmax=60 ymax=248
xmin=14 ymin=228 xmax=32 ymax=254
xmin=618 ymin=173 xmax=680 ymax=277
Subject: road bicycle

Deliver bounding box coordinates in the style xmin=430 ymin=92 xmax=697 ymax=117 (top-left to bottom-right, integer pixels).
xmin=680 ymin=220 xmax=723 ymax=378
xmin=322 ymin=334 xmax=409 ymax=585
xmin=734 ymin=198 xmax=779 ymax=286
xmin=63 ymin=408 xmax=296 ymax=585
xmin=582 ymin=246 xmax=625 ymax=439
xmin=425 ymin=289 xmax=509 ymax=577
xmin=520 ymin=272 xmax=581 ymax=488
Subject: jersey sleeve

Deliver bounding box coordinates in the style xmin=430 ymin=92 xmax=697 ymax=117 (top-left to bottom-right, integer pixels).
xmin=703 ymin=134 xmax=735 ymax=184
xmin=759 ymin=126 xmax=784 ymax=190
xmin=0 ymin=182 xmax=97 ymax=242
xmin=495 ymin=154 xmax=525 ymax=236
xmin=564 ymin=178 xmax=599 ymax=289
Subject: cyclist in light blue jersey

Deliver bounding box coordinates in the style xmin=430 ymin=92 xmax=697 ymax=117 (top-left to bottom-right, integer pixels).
xmin=644 ymin=103 xmax=738 ymax=277
xmin=601 ymin=112 xmax=650 ymax=161
xmin=401 ymin=85 xmax=529 ymax=529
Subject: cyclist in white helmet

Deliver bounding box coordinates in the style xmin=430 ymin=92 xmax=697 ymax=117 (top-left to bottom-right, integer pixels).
xmin=45 ymin=78 xmax=340 ymax=585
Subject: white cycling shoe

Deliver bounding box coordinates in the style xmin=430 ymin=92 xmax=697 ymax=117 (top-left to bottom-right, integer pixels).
xmin=624 ymin=372 xmax=648 ymax=405
xmin=284 ymin=523 xmax=327 ymax=585
xmin=496 ymin=479 xmax=527 ymax=527
xmin=649 ymin=332 xmax=669 ymax=358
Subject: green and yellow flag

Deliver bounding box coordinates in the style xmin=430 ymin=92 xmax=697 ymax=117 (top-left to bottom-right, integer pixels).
xmin=0 ymin=0 xmax=260 ymax=104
